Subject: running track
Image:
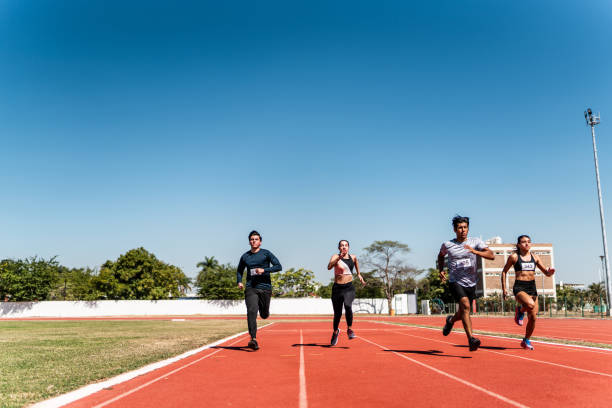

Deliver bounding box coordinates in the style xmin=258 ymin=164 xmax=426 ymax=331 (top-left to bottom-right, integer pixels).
xmin=56 ymin=320 xmax=611 ymax=408
xmin=11 ymin=315 xmax=612 ymax=346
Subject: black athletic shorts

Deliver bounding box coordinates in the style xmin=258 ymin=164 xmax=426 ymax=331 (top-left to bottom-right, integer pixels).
xmin=449 ymin=282 xmax=476 ymax=303
xmin=513 ymin=279 xmax=537 ymax=297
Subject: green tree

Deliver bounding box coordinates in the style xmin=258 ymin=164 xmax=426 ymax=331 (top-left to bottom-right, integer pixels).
xmin=555 ymin=284 xmax=583 ymax=311
xmin=50 ymin=266 xmax=102 ymax=300
xmin=362 ymin=240 xmax=419 ymax=313
xmin=586 ymin=282 xmax=606 ymax=304
xmin=195 ymin=256 xmax=243 ymax=300
xmin=417 ymin=268 xmax=453 ymax=304
xmin=0 ymin=257 xmax=61 ymax=301
xmin=93 ymin=248 xmax=190 ymax=300
xmin=317 ymin=281 xmax=333 ymax=298
xmin=354 ymin=271 xmax=385 ymax=298
xmin=272 ymin=268 xmax=317 ymax=297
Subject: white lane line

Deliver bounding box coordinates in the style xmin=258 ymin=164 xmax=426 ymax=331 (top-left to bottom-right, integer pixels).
xmin=299 ymin=329 xmax=308 ymax=408
xmin=373 ymin=321 xmax=612 ymax=353
xmin=265 ymin=328 xmax=416 ymax=333
xmin=358 ymin=335 xmax=530 ymax=408
xmin=90 ymin=336 xmax=247 ymax=408
xmin=387 ymin=329 xmax=612 ymax=378
xmin=32 ymin=323 xmax=275 ymax=408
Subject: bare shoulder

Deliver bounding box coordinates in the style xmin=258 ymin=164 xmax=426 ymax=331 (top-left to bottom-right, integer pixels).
xmin=508 ymin=253 xmax=518 ymax=262
xmin=351 ymin=254 xmax=357 ymax=262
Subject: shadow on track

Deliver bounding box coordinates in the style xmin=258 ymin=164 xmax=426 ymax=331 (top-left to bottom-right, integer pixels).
xmin=291 ymin=343 xmax=349 ymax=349
xmin=453 ymin=345 xmax=521 ymax=350
xmin=385 ymin=349 xmax=471 ymax=359
xmin=210 ymin=346 xmax=254 ymax=352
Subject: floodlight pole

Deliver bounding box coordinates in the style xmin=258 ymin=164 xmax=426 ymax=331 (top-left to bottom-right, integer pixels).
xmin=586 ymin=108 xmax=612 ymax=316
xmin=599 ymin=255 xmax=608 ymax=306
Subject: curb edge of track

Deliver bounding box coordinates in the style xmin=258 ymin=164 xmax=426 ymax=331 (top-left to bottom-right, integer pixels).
xmin=30 ymin=322 xmax=275 ymax=408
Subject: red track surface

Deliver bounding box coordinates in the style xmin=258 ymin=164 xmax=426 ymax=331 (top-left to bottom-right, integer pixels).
xmin=61 ymin=320 xmax=612 ymax=408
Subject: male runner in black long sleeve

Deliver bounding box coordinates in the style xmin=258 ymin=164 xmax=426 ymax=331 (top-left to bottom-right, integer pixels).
xmin=237 ymin=230 xmax=282 ymax=350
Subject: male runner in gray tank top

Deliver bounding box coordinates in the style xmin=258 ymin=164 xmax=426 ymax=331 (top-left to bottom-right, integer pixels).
xmin=438 ymin=215 xmax=494 ymax=351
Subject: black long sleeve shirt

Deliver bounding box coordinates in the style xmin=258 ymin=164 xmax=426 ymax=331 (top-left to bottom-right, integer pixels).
xmin=236 ymin=249 xmax=282 ymax=290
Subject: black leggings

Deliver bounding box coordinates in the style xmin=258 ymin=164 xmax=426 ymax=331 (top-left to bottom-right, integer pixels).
xmin=245 ymin=287 xmax=272 ymax=339
xmin=331 ymin=282 xmax=355 ymax=331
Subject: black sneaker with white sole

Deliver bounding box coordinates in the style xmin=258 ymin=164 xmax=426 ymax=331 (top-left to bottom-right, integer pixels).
xmin=248 ymin=338 xmax=259 ymax=350
xmin=442 ymin=315 xmax=454 ymax=336
xmin=330 ymin=330 xmax=339 ymax=346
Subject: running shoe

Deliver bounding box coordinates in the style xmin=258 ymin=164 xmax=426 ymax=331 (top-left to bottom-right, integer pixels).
xmin=442 ymin=315 xmax=454 ymax=336
xmin=347 ymin=328 xmax=355 ymax=339
xmin=248 ymin=338 xmax=259 ymax=350
xmin=514 ymin=306 xmax=524 ymax=326
xmin=469 ymin=337 xmax=481 ymax=352
xmin=521 ymin=338 xmax=534 ymax=350
xmin=330 ymin=329 xmax=339 ymax=346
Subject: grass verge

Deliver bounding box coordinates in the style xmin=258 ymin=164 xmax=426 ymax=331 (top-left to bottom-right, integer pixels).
xmin=0 ymin=319 xmax=248 ymax=408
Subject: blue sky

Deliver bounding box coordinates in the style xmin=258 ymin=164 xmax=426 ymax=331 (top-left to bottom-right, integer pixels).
xmin=1 ymin=1 xmax=611 ymax=286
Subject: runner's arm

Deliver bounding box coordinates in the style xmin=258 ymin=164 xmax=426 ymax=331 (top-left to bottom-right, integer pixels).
xmin=353 ymin=255 xmax=365 ymax=284
xmin=437 ymin=249 xmax=447 ymax=281
xmin=501 ymin=254 xmax=516 ymax=295
xmin=533 ymin=253 xmax=553 ymax=275
xmin=236 ymin=256 xmax=246 ymax=284
xmin=263 ymin=251 xmax=282 ymax=273
xmin=467 ymin=245 xmax=495 ymax=260
xmin=327 ymin=254 xmax=340 ymax=270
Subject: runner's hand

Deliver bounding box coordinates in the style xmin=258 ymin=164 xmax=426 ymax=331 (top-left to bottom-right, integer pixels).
xmin=358 ymin=275 xmax=365 ymax=285
xmin=546 ymin=267 xmax=555 ymax=277
xmin=503 ymin=289 xmax=508 ymax=300
xmin=440 ymin=270 xmax=447 ymax=283
xmin=255 ymin=268 xmax=265 ymax=275
xmin=238 ymin=282 xmax=244 ymax=290
xmin=463 ymin=244 xmax=475 ymax=253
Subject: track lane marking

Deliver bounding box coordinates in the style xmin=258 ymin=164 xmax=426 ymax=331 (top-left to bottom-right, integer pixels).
xmin=299 ymin=329 xmax=308 ymax=408
xmin=91 ymin=336 xmax=247 ymax=408
xmin=358 ymin=335 xmax=530 ymax=408
xmin=84 ymin=322 xmax=277 ymax=408
xmin=387 ymin=330 xmax=612 ymax=378
xmin=373 ymin=321 xmax=612 ymax=353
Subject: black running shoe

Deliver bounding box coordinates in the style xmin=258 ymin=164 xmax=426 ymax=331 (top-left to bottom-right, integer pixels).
xmin=347 ymin=328 xmax=355 ymax=339
xmin=442 ymin=315 xmax=454 ymax=336
xmin=248 ymin=338 xmax=259 ymax=350
xmin=330 ymin=330 xmax=339 ymax=346
xmin=469 ymin=337 xmax=481 ymax=352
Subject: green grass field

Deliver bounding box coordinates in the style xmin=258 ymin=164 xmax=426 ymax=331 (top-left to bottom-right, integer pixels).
xmin=0 ymin=319 xmax=248 ymax=408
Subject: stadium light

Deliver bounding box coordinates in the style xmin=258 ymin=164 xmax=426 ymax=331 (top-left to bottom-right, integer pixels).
xmin=585 ymin=108 xmax=611 ymax=316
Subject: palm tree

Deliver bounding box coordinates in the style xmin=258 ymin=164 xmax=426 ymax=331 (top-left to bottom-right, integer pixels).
xmin=587 ymin=282 xmax=606 ymax=304
xmin=197 ymin=256 xmax=219 ymax=271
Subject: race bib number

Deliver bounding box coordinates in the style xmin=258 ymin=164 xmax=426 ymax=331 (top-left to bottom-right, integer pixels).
xmin=521 ymin=262 xmax=535 ymax=271
xmin=250 ymin=268 xmax=259 ymax=276
xmin=456 ymin=258 xmax=472 ymax=269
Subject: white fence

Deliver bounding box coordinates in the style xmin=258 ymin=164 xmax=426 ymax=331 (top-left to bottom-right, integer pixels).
xmin=0 ymin=295 xmax=414 ymax=318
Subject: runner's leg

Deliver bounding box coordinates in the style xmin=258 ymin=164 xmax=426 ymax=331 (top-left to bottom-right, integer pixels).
xmin=515 ymin=291 xmax=536 ymax=337
xmin=525 ymin=296 xmax=538 ymax=339
xmin=343 ymin=284 xmax=355 ymax=329
xmin=258 ymin=289 xmax=272 ymax=319
xmin=331 ymin=285 xmax=344 ymax=331
xmin=455 ymin=296 xmax=473 ymax=341
xmin=245 ymin=287 xmax=259 ymax=339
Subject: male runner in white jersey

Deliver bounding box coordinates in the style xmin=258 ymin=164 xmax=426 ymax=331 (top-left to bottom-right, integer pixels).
xmin=438 ymin=215 xmax=494 ymax=351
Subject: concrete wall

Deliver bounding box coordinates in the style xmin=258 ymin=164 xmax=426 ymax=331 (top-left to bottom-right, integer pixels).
xmin=0 ymin=297 xmax=399 ymax=318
